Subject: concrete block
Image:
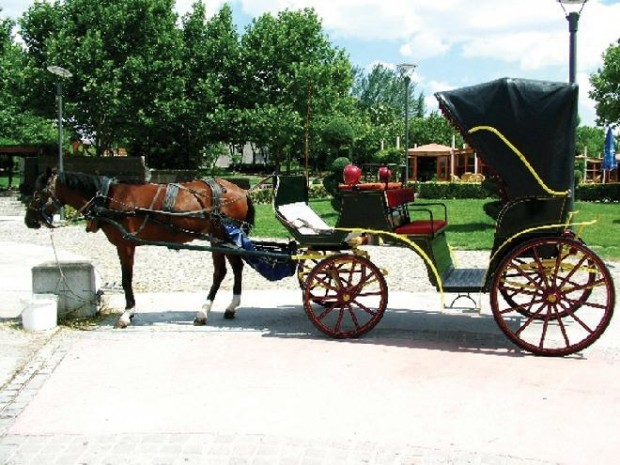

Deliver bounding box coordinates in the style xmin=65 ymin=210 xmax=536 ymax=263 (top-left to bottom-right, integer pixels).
xmin=32 ymin=260 xmax=98 ymax=318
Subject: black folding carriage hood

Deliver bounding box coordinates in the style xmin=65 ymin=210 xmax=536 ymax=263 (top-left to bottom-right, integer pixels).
xmin=435 ymin=77 xmax=578 ymax=199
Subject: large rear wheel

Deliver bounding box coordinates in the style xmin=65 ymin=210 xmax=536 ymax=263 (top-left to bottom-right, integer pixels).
xmin=491 ymin=237 xmax=614 ymax=356
xmin=303 ymin=254 xmax=388 ymax=338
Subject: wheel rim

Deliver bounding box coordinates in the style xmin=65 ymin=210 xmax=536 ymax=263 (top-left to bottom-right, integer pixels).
xmin=303 ymin=254 xmax=388 ymax=338
xmin=491 ymin=237 xmax=615 ymax=356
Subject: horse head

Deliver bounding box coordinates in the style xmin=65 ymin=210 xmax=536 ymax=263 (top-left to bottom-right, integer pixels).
xmin=24 ymin=168 xmax=61 ymax=229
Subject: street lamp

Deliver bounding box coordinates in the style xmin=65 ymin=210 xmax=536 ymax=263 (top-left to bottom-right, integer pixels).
xmin=47 ymin=65 xmax=72 ymax=221
xmin=557 ymin=0 xmax=588 ymax=83
xmin=47 ymin=65 xmax=73 ymax=175
xmin=398 ymin=63 xmax=417 ymax=184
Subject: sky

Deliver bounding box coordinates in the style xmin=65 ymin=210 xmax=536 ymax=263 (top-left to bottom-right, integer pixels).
xmin=3 ymin=0 xmax=620 ymax=129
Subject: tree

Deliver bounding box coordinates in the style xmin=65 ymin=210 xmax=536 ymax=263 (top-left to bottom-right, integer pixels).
xmin=589 ymin=40 xmax=620 ymax=127
xmin=239 ymin=8 xmax=353 ymax=170
xmin=576 ymin=126 xmax=605 ymax=156
xmin=20 ymin=0 xmax=185 ymax=163
xmin=410 ymin=111 xmax=462 ymax=147
xmin=0 ymin=12 xmax=55 ymax=144
xmin=351 ymin=63 xmax=425 ymax=162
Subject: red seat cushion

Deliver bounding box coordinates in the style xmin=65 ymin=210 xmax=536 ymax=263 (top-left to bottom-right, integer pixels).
xmin=394 ymin=220 xmax=447 ymax=236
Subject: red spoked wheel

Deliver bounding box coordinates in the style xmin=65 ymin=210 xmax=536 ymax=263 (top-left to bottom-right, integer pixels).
xmin=491 ymin=236 xmax=615 ymax=356
xmin=303 ymin=254 xmax=388 ymax=338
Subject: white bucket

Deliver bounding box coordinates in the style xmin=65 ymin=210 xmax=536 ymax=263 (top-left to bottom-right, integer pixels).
xmin=21 ymin=294 xmax=58 ymax=331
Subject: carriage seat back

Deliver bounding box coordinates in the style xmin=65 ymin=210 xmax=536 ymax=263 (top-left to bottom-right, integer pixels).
xmin=274 ymin=175 xmax=308 ymax=208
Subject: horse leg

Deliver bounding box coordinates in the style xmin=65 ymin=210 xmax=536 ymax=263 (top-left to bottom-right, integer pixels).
xmin=223 ymin=255 xmax=244 ymax=320
xmin=194 ymin=252 xmax=227 ymax=325
xmin=115 ymin=243 xmax=137 ymax=328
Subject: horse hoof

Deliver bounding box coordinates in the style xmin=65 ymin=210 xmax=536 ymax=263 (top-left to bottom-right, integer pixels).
xmin=114 ymin=319 xmax=128 ymax=329
xmin=193 ymin=317 xmax=207 ymax=326
xmin=224 ymin=310 xmax=236 ymax=320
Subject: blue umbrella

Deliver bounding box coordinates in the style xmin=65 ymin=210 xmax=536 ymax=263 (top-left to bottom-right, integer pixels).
xmin=602 ymin=127 xmax=617 ymax=171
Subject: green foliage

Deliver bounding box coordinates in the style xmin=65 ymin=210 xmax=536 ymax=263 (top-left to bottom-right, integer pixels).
xmin=330 ymin=156 xmax=351 ymax=174
xmin=576 ymin=126 xmax=605 ymax=156
xmin=350 ymin=63 xmax=426 ymax=163
xmin=372 ymin=148 xmax=403 ymax=165
xmin=575 ymin=183 xmax=620 ymax=202
xmin=239 ymin=8 xmax=353 ymax=170
xmin=589 ymin=40 xmax=620 ymax=126
xmin=413 ymin=181 xmax=492 ymax=199
xmin=0 ymin=15 xmax=55 ymax=144
xmin=410 ymin=112 xmax=463 ymax=146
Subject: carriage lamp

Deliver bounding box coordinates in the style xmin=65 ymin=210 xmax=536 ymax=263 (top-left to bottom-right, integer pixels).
xmin=343 ymin=164 xmax=362 ymax=185
xmin=378 ymin=166 xmax=392 ymax=184
xmin=557 ymin=0 xmax=588 ymax=84
xmin=397 ymin=63 xmax=417 ymax=184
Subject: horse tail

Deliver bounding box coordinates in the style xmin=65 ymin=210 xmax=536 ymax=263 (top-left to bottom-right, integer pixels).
xmin=243 ymin=194 xmax=255 ymax=234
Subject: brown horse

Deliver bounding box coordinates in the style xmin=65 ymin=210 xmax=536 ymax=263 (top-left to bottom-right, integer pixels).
xmin=25 ymin=169 xmax=255 ymax=328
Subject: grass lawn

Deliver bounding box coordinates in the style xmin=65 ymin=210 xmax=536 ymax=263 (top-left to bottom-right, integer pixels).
xmin=253 ymin=198 xmax=620 ymax=261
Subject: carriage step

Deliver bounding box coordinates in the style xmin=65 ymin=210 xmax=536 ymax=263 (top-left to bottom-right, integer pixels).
xmin=442 ymin=268 xmax=487 ymax=293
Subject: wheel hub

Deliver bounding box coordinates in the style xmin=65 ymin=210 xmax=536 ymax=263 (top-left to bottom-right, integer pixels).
xmin=543 ymin=287 xmax=562 ymax=304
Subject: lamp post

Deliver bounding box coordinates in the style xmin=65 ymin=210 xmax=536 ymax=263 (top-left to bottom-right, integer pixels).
xmin=47 ymin=65 xmax=72 ymax=221
xmin=398 ymin=63 xmax=417 ymax=184
xmin=47 ymin=65 xmax=73 ymax=175
xmin=557 ymin=0 xmax=588 ymax=84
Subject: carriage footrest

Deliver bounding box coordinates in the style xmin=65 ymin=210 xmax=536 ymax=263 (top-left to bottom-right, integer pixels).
xmin=442 ymin=268 xmax=487 ymax=293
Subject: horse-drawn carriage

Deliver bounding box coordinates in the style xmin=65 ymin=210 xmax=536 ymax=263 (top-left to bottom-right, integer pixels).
xmin=26 ymin=78 xmax=615 ymax=356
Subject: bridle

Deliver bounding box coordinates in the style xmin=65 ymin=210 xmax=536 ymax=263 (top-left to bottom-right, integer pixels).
xmin=28 ymin=172 xmax=63 ymax=228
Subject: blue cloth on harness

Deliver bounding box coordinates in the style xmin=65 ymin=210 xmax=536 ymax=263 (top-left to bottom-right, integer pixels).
xmin=224 ymin=225 xmax=296 ymax=282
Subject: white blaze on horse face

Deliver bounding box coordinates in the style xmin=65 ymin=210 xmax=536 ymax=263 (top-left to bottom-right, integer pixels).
xmin=225 ymin=294 xmax=241 ymax=313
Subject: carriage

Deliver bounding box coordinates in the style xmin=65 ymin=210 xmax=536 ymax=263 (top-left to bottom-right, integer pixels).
xmin=273 ymin=77 xmax=615 ymax=356
xmin=26 ymin=78 xmax=615 ymax=356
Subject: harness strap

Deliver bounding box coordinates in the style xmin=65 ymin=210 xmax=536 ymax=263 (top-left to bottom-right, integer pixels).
xmin=206 ymin=178 xmax=222 ymax=216
xmin=162 ymin=184 xmax=180 ymax=211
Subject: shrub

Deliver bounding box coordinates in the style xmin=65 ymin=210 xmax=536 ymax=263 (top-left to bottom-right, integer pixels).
xmin=575 ymin=183 xmax=620 ymax=202
xmin=413 ymin=181 xmax=492 ymax=199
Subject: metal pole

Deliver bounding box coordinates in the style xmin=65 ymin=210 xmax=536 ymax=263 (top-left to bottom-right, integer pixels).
xmin=56 ymin=82 xmax=64 ymax=174
xmin=404 ymin=76 xmax=410 ymax=184
xmin=567 ymin=11 xmax=580 ymax=83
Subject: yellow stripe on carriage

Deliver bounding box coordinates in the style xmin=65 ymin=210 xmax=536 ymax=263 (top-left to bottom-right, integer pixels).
xmin=468 ymin=125 xmax=571 ymax=197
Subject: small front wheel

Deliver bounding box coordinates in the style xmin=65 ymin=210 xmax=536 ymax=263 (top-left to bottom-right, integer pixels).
xmin=491 ymin=237 xmax=615 ymax=356
xmin=303 ymin=254 xmax=388 ymax=338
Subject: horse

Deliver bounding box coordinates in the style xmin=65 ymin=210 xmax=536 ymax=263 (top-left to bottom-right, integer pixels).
xmin=25 ymin=168 xmax=255 ymax=328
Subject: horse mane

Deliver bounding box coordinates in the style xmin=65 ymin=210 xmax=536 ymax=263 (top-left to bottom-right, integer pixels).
xmin=58 ymin=171 xmax=113 ymax=197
